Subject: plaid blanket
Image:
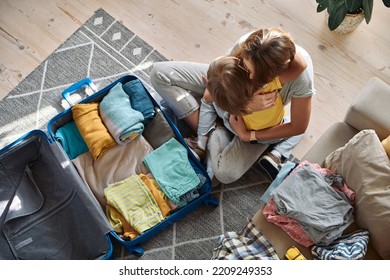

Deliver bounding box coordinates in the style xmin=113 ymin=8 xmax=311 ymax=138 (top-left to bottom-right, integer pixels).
xmin=212 ymin=220 xmax=279 ymax=260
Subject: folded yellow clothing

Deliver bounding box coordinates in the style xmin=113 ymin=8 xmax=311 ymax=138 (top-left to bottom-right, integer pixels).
xmin=105 ymin=203 xmax=139 ymax=240
xmin=104 ymin=175 xmax=164 ymax=234
xmin=72 ymin=103 xmax=116 ymax=160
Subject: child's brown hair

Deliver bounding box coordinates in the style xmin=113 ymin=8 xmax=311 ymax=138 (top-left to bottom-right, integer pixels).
xmin=206 ymin=56 xmax=254 ymax=116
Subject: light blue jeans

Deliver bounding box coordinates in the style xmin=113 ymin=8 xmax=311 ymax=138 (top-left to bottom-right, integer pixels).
xmin=205 ymin=119 xmax=303 ymax=184
xmin=150 ymin=61 xmax=304 ymax=184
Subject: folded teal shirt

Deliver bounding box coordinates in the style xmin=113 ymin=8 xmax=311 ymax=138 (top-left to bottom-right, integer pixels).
xmin=100 ymin=82 xmax=144 ymax=144
xmin=143 ymin=138 xmax=200 ymax=204
xmin=55 ymin=121 xmax=89 ymax=160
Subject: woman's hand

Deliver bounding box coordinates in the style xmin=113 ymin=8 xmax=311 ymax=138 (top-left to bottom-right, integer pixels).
xmin=246 ymin=89 xmax=277 ymax=112
xmin=229 ymin=114 xmax=250 ymax=142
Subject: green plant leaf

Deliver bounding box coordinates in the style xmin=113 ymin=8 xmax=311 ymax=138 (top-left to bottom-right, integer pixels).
xmin=317 ymin=4 xmax=327 ymax=12
xmin=345 ymin=0 xmax=363 ymax=12
xmin=316 ymin=0 xmax=328 ymax=12
xmin=327 ymin=0 xmax=337 ymax=14
xmin=315 ymin=0 xmax=327 ymax=5
xmin=362 ymin=0 xmax=373 ymax=23
xmin=328 ymin=1 xmax=349 ymax=30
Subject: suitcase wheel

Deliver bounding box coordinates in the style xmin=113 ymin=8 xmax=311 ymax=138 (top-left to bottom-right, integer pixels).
xmin=204 ymin=195 xmax=219 ymax=208
xmin=128 ymin=246 xmax=144 ymax=257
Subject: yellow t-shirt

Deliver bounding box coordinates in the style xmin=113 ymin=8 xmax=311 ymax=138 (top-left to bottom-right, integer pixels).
xmin=242 ymin=77 xmax=285 ymax=130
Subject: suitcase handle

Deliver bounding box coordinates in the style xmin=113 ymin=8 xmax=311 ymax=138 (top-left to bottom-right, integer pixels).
xmin=62 ymin=78 xmax=97 ymax=107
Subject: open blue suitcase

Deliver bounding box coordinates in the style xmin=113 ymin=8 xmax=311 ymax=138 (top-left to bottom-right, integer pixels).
xmin=12 ymin=72 xmax=218 ymax=259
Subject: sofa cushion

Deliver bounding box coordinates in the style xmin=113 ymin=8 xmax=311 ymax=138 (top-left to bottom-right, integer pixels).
xmin=324 ymin=129 xmax=390 ymax=260
xmin=302 ymin=122 xmax=358 ymax=165
xmin=344 ymin=77 xmax=390 ymax=140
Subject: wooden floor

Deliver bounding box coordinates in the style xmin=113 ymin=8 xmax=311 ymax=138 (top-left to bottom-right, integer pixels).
xmin=1 ymin=0 xmax=389 ymax=158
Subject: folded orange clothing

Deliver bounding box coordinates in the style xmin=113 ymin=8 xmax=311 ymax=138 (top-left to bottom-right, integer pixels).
xmin=139 ymin=173 xmax=171 ymax=217
xmin=72 ymin=103 xmax=116 ymax=160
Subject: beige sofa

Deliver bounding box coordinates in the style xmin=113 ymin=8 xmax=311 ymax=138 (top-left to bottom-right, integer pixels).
xmin=252 ymin=77 xmax=390 ymax=260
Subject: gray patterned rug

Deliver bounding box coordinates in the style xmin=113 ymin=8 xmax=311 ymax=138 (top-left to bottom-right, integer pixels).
xmin=0 ymin=8 xmax=271 ymax=260
xmin=0 ymin=8 xmax=165 ymax=149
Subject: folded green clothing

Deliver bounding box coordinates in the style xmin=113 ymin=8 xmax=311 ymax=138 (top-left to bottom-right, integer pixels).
xmin=143 ymin=138 xmax=200 ymax=204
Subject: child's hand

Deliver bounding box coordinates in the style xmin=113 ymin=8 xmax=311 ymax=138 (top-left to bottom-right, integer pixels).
xmin=246 ymin=89 xmax=277 ymax=112
xmin=202 ymin=75 xmax=208 ymax=85
xmin=202 ymin=75 xmax=214 ymax=103
xmin=202 ymin=88 xmax=213 ymax=103
xmin=229 ymin=114 xmax=250 ymax=142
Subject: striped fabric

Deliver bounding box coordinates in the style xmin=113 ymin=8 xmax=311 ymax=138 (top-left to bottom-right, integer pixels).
xmin=311 ymin=229 xmax=369 ymax=260
xmin=104 ymin=175 xmax=164 ymax=234
xmin=212 ymin=220 xmax=279 ymax=260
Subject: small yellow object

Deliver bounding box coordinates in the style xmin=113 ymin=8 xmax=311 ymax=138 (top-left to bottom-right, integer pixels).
xmin=285 ymin=246 xmax=306 ymax=260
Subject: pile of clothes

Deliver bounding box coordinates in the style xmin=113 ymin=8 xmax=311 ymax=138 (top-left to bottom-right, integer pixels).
xmin=213 ymin=161 xmax=370 ymax=260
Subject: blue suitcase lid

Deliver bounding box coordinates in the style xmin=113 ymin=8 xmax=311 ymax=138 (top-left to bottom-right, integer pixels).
xmin=0 ymin=129 xmax=113 ymax=260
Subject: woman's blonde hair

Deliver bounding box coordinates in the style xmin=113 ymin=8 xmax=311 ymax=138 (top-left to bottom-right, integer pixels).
xmin=206 ymin=56 xmax=254 ymax=116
